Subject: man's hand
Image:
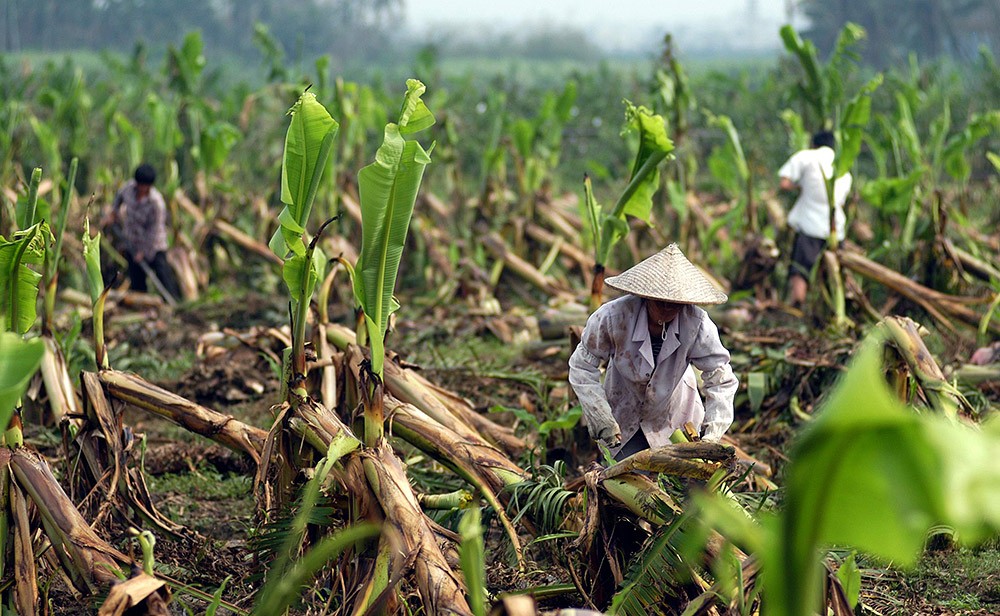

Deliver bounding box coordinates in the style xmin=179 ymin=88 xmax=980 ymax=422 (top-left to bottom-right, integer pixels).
xmin=589 ymin=416 xmax=621 ymax=448
xmin=134 ymin=251 xmax=145 ymax=263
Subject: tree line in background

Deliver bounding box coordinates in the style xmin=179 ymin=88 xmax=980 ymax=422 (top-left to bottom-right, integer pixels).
xmin=1 ymin=0 xmax=402 ymax=62
xmin=3 ymin=0 xmax=1000 ymax=68
xmin=800 ymin=0 xmax=1000 ymax=65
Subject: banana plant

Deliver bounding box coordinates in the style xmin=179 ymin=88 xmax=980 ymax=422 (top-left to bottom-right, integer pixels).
xmin=705 ymin=112 xmax=754 ymax=234
xmin=817 ymin=74 xmax=881 ymax=333
xmin=582 ymin=102 xmax=674 ymax=311
xmin=353 ymin=78 xmax=434 ymax=445
xmin=1 ymin=169 xmax=52 ymax=336
xmin=654 ymin=34 xmax=697 ymax=194
xmin=509 ymin=81 xmax=576 ymax=216
xmin=82 ymin=218 xmax=110 ymax=370
xmin=42 ymin=157 xmax=77 ymax=334
xmin=685 ymin=330 xmax=1000 ymax=616
xmin=269 ymin=90 xmax=340 ymax=390
xmin=779 ymin=22 xmax=866 ymax=130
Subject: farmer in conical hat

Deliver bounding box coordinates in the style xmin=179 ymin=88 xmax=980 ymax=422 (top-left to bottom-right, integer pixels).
xmin=569 ymin=244 xmax=739 ymax=460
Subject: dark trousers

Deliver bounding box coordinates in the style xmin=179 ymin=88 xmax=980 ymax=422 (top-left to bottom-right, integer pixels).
xmin=126 ymin=251 xmax=180 ymax=300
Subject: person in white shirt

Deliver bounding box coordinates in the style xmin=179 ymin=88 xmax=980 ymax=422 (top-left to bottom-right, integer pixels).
xmin=568 ymin=244 xmax=739 ymax=460
xmin=778 ymin=131 xmax=853 ymax=306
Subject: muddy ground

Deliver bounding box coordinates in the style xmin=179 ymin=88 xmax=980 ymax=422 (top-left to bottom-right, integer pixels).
xmin=24 ymin=285 xmax=1000 ymax=615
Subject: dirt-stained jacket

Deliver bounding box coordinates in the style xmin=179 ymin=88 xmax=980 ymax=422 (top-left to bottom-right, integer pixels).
xmin=568 ymin=295 xmax=738 ymax=450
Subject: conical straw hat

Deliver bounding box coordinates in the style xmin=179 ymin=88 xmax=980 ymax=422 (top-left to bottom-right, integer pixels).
xmin=604 ymin=243 xmax=728 ymax=305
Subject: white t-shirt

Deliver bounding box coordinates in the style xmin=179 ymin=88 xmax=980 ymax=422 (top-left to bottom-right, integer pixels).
xmin=778 ymin=146 xmax=852 ymax=241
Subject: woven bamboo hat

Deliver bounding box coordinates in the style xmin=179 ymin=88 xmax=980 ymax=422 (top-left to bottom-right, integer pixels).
xmin=605 ymin=243 xmax=728 ymax=305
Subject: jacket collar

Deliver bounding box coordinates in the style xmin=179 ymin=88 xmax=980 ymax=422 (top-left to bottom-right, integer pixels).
xmin=630 ymin=299 xmax=695 ymax=369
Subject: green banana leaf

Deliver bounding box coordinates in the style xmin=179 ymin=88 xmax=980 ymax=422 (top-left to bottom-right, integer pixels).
xmin=0 ymin=333 xmax=44 ymax=422
xmin=16 ymin=168 xmax=42 ymax=232
xmin=354 ymin=79 xmax=434 ymax=377
xmin=834 ymin=74 xmax=883 ymax=180
xmin=988 ymin=151 xmax=1000 ymax=174
xmin=0 ymin=223 xmax=50 ymax=334
xmin=198 ymin=120 xmax=242 ymax=175
xmin=690 ymin=335 xmax=1000 ymax=616
xmin=582 ymin=175 xmax=602 ymax=254
xmin=283 ymin=249 xmax=327 ymax=313
xmin=941 ymin=111 xmax=1000 ymax=182
xmin=860 ymin=171 xmax=924 ymax=215
xmin=269 ymin=92 xmax=340 ymax=260
xmin=167 ymin=31 xmax=206 ymax=96
xmin=893 ymin=92 xmax=923 ymax=166
xmin=780 ymin=24 xmax=826 ymax=121
xmin=595 ymin=102 xmax=673 ymax=265
xmin=49 ymin=158 xmax=78 ymax=278
xmin=779 ymin=109 xmax=809 ymax=152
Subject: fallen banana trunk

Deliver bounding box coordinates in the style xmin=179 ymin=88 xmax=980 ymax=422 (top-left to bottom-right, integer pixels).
xmin=524 ymin=222 xmax=595 ymax=280
xmin=11 ymin=479 xmax=37 ymax=615
xmin=7 ymin=448 xmax=133 ymax=592
xmin=98 ymin=369 xmax=266 ymax=462
xmin=479 ymin=229 xmax=575 ymax=302
xmin=77 ymin=372 xmax=189 ymax=537
xmin=945 ymin=239 xmax=1000 ymax=283
xmin=364 ymin=442 xmax=474 ymax=616
xmin=600 ymin=442 xmax=737 ymax=481
xmin=386 ymin=396 xmax=526 ymax=566
xmin=327 ymin=323 xmax=526 ymax=455
xmin=211 ymin=219 xmax=284 ymax=266
xmin=418 ymin=378 xmax=525 ymax=456
xmin=839 ymin=248 xmax=1000 ymax=335
xmin=335 ymin=343 xmax=526 ymax=562
xmin=953 ymin=363 xmax=1000 ymax=384
xmin=878 ymin=316 xmax=974 ymax=417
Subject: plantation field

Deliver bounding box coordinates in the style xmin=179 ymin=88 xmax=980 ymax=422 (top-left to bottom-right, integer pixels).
xmin=3 ymin=20 xmax=1000 ymax=616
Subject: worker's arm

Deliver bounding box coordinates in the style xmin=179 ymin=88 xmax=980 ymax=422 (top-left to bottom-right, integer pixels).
xmin=689 ymin=315 xmax=738 ymax=442
xmin=568 ymin=311 xmax=621 ymax=447
xmin=777 ymin=152 xmax=801 ymax=194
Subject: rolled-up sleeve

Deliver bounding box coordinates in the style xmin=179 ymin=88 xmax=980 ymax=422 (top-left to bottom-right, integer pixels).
xmin=689 ymin=315 xmax=738 ymax=440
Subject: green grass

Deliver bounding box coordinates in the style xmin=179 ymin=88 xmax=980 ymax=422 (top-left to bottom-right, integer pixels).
xmin=149 ymin=466 xmax=252 ymax=500
xmin=148 ymin=465 xmax=254 ymax=535
xmin=866 ymin=545 xmax=1000 ymax=612
xmin=108 ymin=344 xmax=197 ymax=383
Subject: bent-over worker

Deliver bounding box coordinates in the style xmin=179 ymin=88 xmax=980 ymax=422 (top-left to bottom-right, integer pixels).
xmin=568 ymin=244 xmax=739 ymax=460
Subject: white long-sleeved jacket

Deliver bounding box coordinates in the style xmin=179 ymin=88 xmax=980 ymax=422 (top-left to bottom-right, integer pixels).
xmin=568 ymin=295 xmax=738 ymax=453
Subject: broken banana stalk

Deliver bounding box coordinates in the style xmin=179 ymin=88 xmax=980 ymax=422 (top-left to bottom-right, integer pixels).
xmin=77 ymin=372 xmax=188 ymax=538
xmin=387 ymin=397 xmax=526 ymax=567
xmin=363 ymin=442 xmax=474 ymax=616
xmin=39 ymin=334 xmax=80 ymax=424
xmin=327 ymin=323 xmax=525 ymax=455
xmin=7 ymin=447 xmax=132 ymax=592
xmin=600 ymin=442 xmax=737 ymax=481
xmin=98 ymin=369 xmax=266 ymax=462
xmin=878 ymin=315 xmax=974 ymax=418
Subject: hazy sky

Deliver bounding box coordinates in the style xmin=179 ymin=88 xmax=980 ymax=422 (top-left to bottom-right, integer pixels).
xmin=405 ymin=0 xmax=795 ymax=52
